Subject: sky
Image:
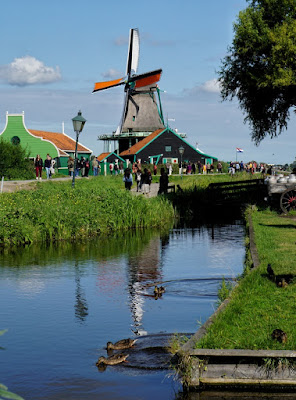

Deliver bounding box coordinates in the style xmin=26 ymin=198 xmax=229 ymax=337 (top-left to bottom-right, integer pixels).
xmin=0 ymin=0 xmax=295 ymax=165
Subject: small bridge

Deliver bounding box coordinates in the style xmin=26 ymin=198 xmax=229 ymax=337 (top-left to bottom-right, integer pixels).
xmin=207 ymin=179 xmax=266 ymax=207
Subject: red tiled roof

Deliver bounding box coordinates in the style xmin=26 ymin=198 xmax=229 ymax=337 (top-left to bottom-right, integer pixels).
xmin=97 ymin=152 xmax=110 ymax=161
xmin=29 ymin=129 xmax=92 ymax=155
xmin=119 ymin=129 xmax=164 ymax=156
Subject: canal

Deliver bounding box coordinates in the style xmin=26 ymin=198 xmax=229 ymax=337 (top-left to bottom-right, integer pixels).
xmin=1 ymin=218 xmax=246 ymax=399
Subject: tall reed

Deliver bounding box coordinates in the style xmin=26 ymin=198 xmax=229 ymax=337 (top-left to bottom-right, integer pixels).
xmin=0 ymin=179 xmax=174 ymax=246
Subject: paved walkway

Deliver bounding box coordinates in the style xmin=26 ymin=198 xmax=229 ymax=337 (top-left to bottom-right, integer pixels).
xmin=131 ymin=183 xmax=160 ymax=198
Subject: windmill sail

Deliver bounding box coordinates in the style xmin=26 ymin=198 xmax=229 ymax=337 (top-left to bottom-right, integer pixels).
xmin=93 ymin=76 xmax=126 ymax=93
xmin=130 ymin=69 xmax=162 ymax=88
xmin=126 ymin=28 xmax=140 ymax=76
xmin=94 ymin=28 xmax=164 ymax=143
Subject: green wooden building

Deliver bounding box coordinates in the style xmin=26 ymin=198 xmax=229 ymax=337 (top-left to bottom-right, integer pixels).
xmin=0 ymin=112 xmax=92 ymax=174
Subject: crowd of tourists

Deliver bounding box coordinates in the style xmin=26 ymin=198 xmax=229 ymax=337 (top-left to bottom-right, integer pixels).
xmin=123 ymin=160 xmax=153 ymax=194
xmin=35 ymin=154 xmax=271 ymax=183
xmin=122 ymin=160 xmax=169 ymax=195
xmin=178 ymin=161 xmax=218 ymax=175
xmin=228 ymin=161 xmax=267 ymax=176
xmin=67 ymin=156 xmax=93 ymax=178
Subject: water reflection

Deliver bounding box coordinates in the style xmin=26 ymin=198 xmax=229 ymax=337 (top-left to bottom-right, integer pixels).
xmin=74 ymin=261 xmax=88 ymax=323
xmin=0 ymin=221 xmax=250 ymax=400
xmin=127 ymin=236 xmax=163 ymax=335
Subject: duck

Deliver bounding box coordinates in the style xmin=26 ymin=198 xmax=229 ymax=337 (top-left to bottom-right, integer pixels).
xmin=277 ymin=278 xmax=288 ymax=288
xmin=96 ymin=353 xmax=129 ymax=366
xmin=106 ymin=338 xmax=137 ymax=350
xmin=272 ymin=329 xmax=287 ymax=344
xmin=154 ymin=286 xmax=160 ymax=296
xmin=267 ymin=263 xmax=275 ymax=277
xmin=159 ymin=286 xmax=165 ymax=294
xmin=154 ymin=285 xmax=165 ymax=296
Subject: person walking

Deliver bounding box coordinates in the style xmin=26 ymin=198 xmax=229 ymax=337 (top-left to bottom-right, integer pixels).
xmin=179 ymin=161 xmax=182 ymax=175
xmin=50 ymin=158 xmax=56 ymax=177
xmin=153 ymin=163 xmax=157 ymax=176
xmin=148 ymin=170 xmax=152 ymax=192
xmin=84 ymin=158 xmax=90 ymax=177
xmin=67 ymin=156 xmax=74 ymax=177
xmin=44 ymin=154 xmax=52 ymax=179
xmin=158 ymin=167 xmax=169 ymax=195
xmin=141 ymin=168 xmax=150 ymax=195
xmin=119 ymin=161 xmax=124 ymax=174
xmin=80 ymin=157 xmax=85 ymax=177
xmin=123 ymin=168 xmax=133 ymax=190
xmin=109 ymin=162 xmax=114 ymax=175
xmin=136 ymin=169 xmax=142 ymax=192
xmin=34 ymin=154 xmax=43 ymax=180
xmin=75 ymin=157 xmax=81 ymax=177
xmin=92 ymin=157 xmax=99 ymax=176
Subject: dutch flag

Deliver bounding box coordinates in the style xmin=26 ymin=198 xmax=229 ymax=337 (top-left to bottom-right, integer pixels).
xmin=236 ymin=147 xmax=244 ymax=153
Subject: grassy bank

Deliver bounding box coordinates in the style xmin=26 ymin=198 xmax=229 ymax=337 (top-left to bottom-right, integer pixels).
xmin=168 ymin=171 xmax=262 ymax=189
xmin=168 ymin=172 xmax=264 ymax=220
xmin=0 ymin=177 xmax=174 ymax=246
xmin=195 ymin=208 xmax=296 ymax=350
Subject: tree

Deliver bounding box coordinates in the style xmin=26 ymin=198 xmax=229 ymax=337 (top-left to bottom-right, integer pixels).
xmin=219 ymin=0 xmax=296 ymax=144
xmin=0 ymin=139 xmax=35 ymax=180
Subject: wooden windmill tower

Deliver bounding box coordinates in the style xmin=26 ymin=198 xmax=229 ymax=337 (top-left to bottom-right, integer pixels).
xmin=93 ymin=28 xmax=165 ymax=154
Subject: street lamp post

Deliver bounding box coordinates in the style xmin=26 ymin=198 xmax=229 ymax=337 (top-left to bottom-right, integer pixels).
xmin=72 ymin=110 xmax=86 ymax=188
xmin=179 ymin=145 xmax=184 ymax=180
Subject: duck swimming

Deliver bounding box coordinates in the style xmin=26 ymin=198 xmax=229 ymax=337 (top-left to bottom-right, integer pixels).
xmin=107 ymin=338 xmax=137 ymax=350
xmin=96 ymin=353 xmax=129 ymax=366
xmin=154 ymin=285 xmax=165 ymax=296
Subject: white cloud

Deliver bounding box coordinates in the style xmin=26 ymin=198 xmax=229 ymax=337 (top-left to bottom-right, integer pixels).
xmin=200 ymin=79 xmax=221 ymax=93
xmin=102 ymin=68 xmax=123 ymax=79
xmin=183 ymin=78 xmax=221 ymax=96
xmin=0 ymin=56 xmax=61 ymax=86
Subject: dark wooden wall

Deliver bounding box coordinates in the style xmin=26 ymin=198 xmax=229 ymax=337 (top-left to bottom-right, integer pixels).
xmin=134 ymin=129 xmax=210 ymax=164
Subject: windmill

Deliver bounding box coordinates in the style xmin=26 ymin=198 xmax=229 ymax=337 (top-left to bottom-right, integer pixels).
xmin=93 ymin=29 xmax=165 ymax=153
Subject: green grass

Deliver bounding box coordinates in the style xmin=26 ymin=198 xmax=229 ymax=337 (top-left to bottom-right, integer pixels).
xmin=168 ymin=172 xmax=262 ymax=189
xmin=0 ymin=177 xmax=174 ymax=246
xmin=194 ymin=208 xmax=296 ymax=350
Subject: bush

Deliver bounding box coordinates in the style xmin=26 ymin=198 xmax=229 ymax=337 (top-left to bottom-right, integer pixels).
xmin=0 ymin=139 xmax=35 ymax=180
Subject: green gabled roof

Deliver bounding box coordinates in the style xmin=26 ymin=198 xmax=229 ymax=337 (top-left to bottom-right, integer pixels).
xmin=97 ymin=151 xmax=125 ymax=162
xmin=0 ymin=113 xmax=59 ymax=160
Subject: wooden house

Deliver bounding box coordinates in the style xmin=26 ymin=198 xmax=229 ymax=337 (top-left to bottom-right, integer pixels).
xmin=119 ymin=127 xmax=217 ymax=165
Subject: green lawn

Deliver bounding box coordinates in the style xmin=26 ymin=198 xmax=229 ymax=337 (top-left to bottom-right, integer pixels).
xmin=195 ymin=208 xmax=296 ymax=350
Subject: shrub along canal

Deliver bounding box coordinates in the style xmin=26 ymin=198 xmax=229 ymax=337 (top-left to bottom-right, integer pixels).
xmin=0 ymin=215 xmax=247 ymax=400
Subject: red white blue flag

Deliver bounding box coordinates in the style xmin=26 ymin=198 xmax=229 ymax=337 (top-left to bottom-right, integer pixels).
xmin=236 ymin=147 xmax=244 ymax=153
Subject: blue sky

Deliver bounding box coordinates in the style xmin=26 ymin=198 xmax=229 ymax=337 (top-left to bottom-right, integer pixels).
xmin=0 ymin=0 xmax=295 ymax=165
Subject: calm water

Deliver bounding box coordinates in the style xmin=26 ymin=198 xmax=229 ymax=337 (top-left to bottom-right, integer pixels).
xmin=1 ymin=221 xmax=246 ymax=400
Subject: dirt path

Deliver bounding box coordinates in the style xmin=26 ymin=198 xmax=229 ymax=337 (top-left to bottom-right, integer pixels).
xmin=0 ymin=178 xmax=161 ymax=196
xmin=0 ymin=177 xmax=73 ymax=193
